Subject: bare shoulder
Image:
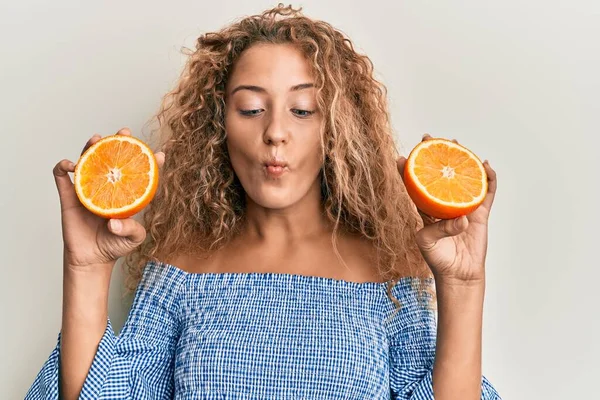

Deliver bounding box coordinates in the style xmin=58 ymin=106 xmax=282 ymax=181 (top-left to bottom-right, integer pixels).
xmin=163 ymin=250 xmax=217 ymax=274
xmin=161 ymin=231 xmax=430 ymax=283
xmin=336 ymin=232 xmax=386 ymax=283
xmin=343 ymin=232 xmax=432 ymax=281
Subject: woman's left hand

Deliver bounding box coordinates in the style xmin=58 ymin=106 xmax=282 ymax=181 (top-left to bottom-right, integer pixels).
xmin=397 ymin=134 xmax=498 ymax=285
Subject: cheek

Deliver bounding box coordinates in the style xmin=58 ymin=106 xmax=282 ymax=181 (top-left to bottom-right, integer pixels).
xmin=224 ymin=110 xmax=244 ymax=139
xmin=225 ymin=116 xmax=253 ymax=157
xmin=304 ymin=133 xmax=324 ymax=165
xmin=224 ymin=136 xmax=261 ymax=189
xmin=226 ymin=139 xmax=253 ymax=176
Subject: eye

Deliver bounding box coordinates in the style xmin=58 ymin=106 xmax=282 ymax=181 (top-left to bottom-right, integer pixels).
xmin=292 ymin=109 xmax=315 ymax=118
xmin=239 ymin=109 xmax=263 ymax=117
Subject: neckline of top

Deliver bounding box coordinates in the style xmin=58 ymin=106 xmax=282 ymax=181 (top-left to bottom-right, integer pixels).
xmin=153 ymin=260 xmax=434 ymax=291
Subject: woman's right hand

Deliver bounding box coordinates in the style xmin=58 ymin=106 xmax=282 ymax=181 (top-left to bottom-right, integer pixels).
xmin=53 ymin=127 xmax=165 ymax=271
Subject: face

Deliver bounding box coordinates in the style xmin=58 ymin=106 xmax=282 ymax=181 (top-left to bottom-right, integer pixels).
xmin=224 ymin=43 xmax=324 ymax=210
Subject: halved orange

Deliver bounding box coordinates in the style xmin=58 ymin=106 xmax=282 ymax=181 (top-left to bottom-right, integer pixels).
xmin=73 ymin=134 xmax=159 ymax=219
xmin=403 ymin=138 xmax=488 ymax=220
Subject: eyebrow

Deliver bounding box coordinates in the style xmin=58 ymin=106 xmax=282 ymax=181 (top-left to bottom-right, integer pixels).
xmin=230 ymin=83 xmax=314 ymax=96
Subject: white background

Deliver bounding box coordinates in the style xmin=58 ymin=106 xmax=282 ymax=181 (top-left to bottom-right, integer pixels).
xmin=1 ymin=1 xmax=598 ymax=398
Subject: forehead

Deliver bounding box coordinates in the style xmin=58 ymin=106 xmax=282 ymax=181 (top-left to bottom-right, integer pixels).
xmin=227 ymin=43 xmax=314 ymax=89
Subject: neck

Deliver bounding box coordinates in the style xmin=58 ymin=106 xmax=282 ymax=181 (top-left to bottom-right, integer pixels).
xmin=239 ymin=185 xmax=333 ymax=247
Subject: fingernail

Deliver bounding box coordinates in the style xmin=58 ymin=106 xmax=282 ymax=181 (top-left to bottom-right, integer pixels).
xmin=454 ymin=217 xmax=463 ymax=229
xmin=109 ymin=219 xmax=122 ymax=232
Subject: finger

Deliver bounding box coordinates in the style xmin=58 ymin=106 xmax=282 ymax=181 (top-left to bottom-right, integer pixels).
xmin=480 ymin=160 xmax=497 ymax=211
xmin=107 ymin=218 xmax=147 ymax=246
xmin=416 ymin=216 xmax=468 ymax=251
xmin=452 ymin=138 xmax=459 ymax=144
xmin=80 ymin=128 xmax=131 ymax=158
xmin=53 ymin=159 xmax=81 ymax=211
xmin=80 ymin=134 xmax=102 ymax=156
xmin=154 ymin=151 xmax=165 ymax=169
xmin=422 ymin=133 xmax=432 ymax=141
xmin=396 ymin=156 xmax=406 ymax=176
xmin=116 ymin=127 xmax=131 ymax=136
xmin=418 ymin=209 xmax=438 ymax=226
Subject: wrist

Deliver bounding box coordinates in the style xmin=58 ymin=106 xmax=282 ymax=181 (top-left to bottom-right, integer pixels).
xmin=435 ymin=276 xmax=485 ymax=312
xmin=62 ymin=263 xmax=112 ymax=328
xmin=63 ymin=246 xmax=117 ymax=275
xmin=433 ymin=270 xmax=486 ymax=290
xmin=64 ymin=263 xmax=114 ymax=279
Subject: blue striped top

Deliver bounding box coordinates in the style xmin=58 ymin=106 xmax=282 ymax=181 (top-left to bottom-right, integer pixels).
xmin=26 ymin=260 xmax=502 ymax=399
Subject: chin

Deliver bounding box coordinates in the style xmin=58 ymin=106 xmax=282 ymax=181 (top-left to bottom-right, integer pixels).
xmin=248 ymin=187 xmax=296 ymax=209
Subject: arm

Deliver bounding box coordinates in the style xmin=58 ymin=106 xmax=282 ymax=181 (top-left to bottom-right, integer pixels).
xmin=388 ymin=278 xmax=501 ymax=400
xmin=59 ymin=262 xmax=114 ymax=399
xmin=26 ymin=261 xmax=186 ymax=400
xmin=432 ymin=278 xmax=488 ymax=399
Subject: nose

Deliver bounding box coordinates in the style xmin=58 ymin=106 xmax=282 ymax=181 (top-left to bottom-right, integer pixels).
xmin=263 ymin=109 xmax=289 ymax=146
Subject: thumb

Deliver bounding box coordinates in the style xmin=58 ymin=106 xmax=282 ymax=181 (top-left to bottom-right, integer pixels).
xmin=416 ymin=215 xmax=468 ymax=250
xmin=107 ymin=218 xmax=146 ymax=246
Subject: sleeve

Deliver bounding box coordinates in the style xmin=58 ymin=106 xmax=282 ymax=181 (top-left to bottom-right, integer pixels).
xmin=25 ymin=261 xmax=187 ymax=400
xmin=387 ymin=281 xmax=502 ymax=400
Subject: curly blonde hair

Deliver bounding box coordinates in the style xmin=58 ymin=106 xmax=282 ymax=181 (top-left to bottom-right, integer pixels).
xmin=125 ymin=3 xmax=435 ymax=312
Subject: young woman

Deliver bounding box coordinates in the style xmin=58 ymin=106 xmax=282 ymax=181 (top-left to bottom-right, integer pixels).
xmin=27 ymin=4 xmax=501 ymax=399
